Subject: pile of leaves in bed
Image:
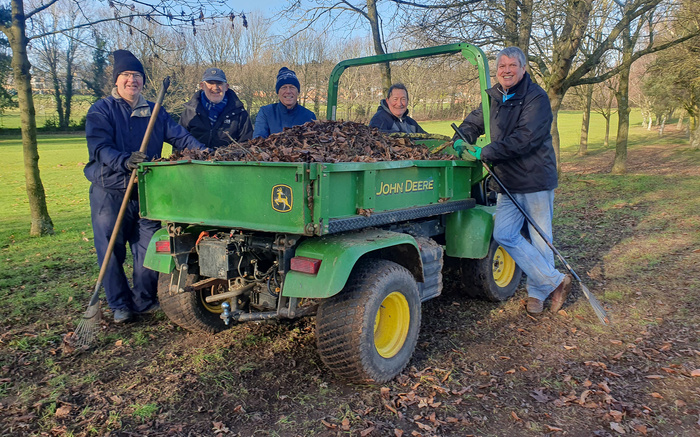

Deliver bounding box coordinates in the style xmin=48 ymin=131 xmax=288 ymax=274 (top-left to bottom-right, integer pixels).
xmin=167 ymin=120 xmax=453 ymax=163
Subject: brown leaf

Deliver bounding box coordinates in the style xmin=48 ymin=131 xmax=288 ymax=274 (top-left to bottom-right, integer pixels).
xmin=361 ymin=426 xmax=375 ymax=436
xmin=54 ymin=405 xmax=71 ymax=418
xmin=632 ymin=424 xmax=647 ymax=435
xmin=609 ymin=422 xmax=626 ymax=434
xmin=598 ymin=382 xmax=611 ymax=393
xmin=675 ymin=399 xmax=687 ymax=407
xmin=579 ymin=390 xmax=591 ymax=405
xmin=650 ymin=392 xmax=663 ymax=399
xmin=545 ymin=425 xmax=564 ymax=432
xmin=394 ymin=429 xmax=404 ymax=437
xmin=645 ymin=375 xmax=663 ymax=379
xmin=691 ymin=369 xmax=700 ymax=377
xmin=380 ymin=387 xmax=391 ymax=399
xmin=341 ymin=417 xmax=350 ymax=431
xmin=511 ymin=411 xmax=522 ymax=422
xmin=321 ymin=419 xmax=337 ymax=429
xmin=530 ymin=388 xmax=551 ymax=403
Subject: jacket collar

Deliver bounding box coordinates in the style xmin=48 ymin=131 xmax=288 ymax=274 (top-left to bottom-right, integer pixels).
xmin=112 ymin=87 xmax=151 ymax=118
xmin=487 ymin=72 xmax=531 ymax=102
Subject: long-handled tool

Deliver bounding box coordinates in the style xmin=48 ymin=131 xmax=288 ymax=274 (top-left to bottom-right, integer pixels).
xmin=451 ymin=123 xmax=609 ymax=325
xmin=73 ymin=77 xmax=172 ymax=348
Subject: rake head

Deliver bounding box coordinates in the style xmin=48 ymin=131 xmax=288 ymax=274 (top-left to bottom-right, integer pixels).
xmin=71 ymin=300 xmax=102 ymax=349
xmin=579 ymin=282 xmax=610 ymax=325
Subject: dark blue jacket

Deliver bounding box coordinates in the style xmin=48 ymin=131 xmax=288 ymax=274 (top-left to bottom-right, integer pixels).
xmin=369 ymin=99 xmax=426 ymax=134
xmin=253 ymin=102 xmax=316 ymax=138
xmin=455 ymin=72 xmax=557 ymax=194
xmin=85 ymin=92 xmax=204 ymax=190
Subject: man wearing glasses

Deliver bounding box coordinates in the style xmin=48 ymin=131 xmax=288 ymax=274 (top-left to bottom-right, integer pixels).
xmin=84 ymin=50 xmax=205 ymax=324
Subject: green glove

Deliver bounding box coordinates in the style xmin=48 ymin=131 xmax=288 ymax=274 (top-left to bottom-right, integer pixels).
xmin=466 ymin=144 xmax=482 ymax=160
xmin=452 ymin=139 xmax=466 ymax=154
xmin=460 ymin=150 xmax=477 ymax=161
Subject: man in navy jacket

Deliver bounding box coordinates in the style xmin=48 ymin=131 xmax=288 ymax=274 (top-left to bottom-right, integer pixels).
xmin=84 ymin=50 xmax=205 ymax=323
xmin=369 ymin=83 xmax=426 ymax=134
xmin=453 ymin=46 xmax=571 ymax=315
xmin=253 ymin=67 xmax=316 ymax=138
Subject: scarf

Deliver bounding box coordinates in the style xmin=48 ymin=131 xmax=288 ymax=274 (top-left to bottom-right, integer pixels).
xmin=201 ymin=92 xmax=228 ymax=125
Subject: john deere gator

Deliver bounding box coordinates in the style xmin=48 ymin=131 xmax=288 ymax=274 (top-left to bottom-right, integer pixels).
xmin=140 ymin=43 xmax=522 ymax=383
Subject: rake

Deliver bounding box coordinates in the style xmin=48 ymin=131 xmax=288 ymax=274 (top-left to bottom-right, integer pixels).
xmin=73 ymin=77 xmax=171 ymax=348
xmin=451 ymin=123 xmax=609 ymax=325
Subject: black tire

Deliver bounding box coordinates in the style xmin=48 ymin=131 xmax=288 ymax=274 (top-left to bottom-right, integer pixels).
xmin=461 ymin=239 xmax=522 ymax=302
xmin=157 ymin=272 xmax=229 ymax=333
xmin=315 ymin=259 xmax=421 ymax=384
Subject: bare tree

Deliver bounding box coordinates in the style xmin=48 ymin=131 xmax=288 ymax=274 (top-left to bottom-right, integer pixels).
xmin=0 ymin=0 xmax=247 ymax=236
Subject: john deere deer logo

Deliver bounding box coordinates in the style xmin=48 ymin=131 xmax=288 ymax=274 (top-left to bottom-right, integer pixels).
xmin=272 ymin=185 xmax=293 ymax=212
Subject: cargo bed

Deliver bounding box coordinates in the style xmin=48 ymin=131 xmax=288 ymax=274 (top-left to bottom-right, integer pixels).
xmin=138 ymin=159 xmax=481 ymax=236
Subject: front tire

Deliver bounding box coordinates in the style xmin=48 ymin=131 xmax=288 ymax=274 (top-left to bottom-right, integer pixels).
xmin=461 ymin=239 xmax=522 ymax=302
xmin=316 ymin=259 xmax=421 ymax=384
xmin=157 ymin=272 xmax=229 ymax=333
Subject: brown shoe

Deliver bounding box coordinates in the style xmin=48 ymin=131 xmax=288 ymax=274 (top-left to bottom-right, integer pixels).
xmin=527 ymin=297 xmax=544 ymax=314
xmin=550 ymin=274 xmax=573 ymax=313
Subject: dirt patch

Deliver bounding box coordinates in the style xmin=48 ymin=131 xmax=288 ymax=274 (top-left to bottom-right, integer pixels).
xmin=1 ymin=139 xmax=699 ymax=437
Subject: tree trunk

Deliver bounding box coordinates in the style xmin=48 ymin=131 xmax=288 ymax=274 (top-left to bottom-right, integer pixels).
xmin=548 ymin=91 xmax=564 ymax=172
xmin=612 ymin=64 xmax=631 ymax=175
xmin=366 ymin=0 xmax=391 ymax=93
xmin=6 ymin=0 xmax=54 ymax=235
xmin=578 ymin=83 xmax=593 ymax=156
xmin=63 ymin=43 xmax=74 ymax=128
xmin=604 ymin=114 xmax=610 ymax=148
xmin=690 ymin=116 xmax=700 ymax=150
xmin=658 ymin=112 xmax=667 ymax=137
xmin=49 ymin=61 xmax=65 ymax=128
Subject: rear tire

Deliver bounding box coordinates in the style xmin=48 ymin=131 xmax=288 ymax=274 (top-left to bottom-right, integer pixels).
xmin=157 ymin=272 xmax=229 ymax=333
xmin=461 ymin=239 xmax=522 ymax=302
xmin=316 ymin=259 xmax=421 ymax=384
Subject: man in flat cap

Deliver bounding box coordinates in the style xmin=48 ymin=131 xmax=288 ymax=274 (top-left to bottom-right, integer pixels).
xmin=180 ymin=67 xmax=253 ymax=148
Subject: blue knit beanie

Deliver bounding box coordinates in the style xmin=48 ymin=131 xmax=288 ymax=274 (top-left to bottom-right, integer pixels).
xmin=112 ymin=50 xmax=145 ymax=84
xmin=275 ymin=67 xmax=300 ymax=93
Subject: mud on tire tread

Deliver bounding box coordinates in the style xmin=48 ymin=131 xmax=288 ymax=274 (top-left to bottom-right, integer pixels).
xmin=157 ymin=273 xmax=227 ymax=334
xmin=315 ymin=259 xmax=421 ymax=384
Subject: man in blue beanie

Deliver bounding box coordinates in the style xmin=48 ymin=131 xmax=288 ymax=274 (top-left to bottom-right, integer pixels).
xmin=253 ymin=67 xmax=316 ymax=138
xmin=84 ymin=49 xmax=206 ymax=324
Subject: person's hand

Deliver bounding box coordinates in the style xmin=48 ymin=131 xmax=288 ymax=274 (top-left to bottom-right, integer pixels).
xmin=126 ymin=151 xmax=147 ymax=171
xmin=453 ymin=139 xmax=467 ymax=154
xmin=465 ymin=144 xmax=482 ymax=160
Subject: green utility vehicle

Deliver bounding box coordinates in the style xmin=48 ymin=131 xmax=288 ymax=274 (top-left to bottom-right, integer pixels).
xmin=140 ymin=43 xmax=522 ymax=383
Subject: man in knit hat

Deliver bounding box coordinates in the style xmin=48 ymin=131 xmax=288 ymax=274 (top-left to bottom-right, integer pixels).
xmin=253 ymin=67 xmax=316 ymax=138
xmin=84 ymin=49 xmax=206 ymax=324
xmin=179 ymin=67 xmax=253 ymax=148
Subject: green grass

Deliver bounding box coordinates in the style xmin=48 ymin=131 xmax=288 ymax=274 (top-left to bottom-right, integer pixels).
xmin=0 ymin=95 xmax=94 ymax=130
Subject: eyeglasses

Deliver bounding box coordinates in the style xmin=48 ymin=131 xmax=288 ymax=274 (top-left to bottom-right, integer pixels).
xmin=119 ymin=72 xmax=143 ymax=80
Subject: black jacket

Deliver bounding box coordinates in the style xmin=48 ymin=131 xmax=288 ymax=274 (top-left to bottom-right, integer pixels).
xmin=369 ymin=99 xmax=426 ymax=134
xmin=179 ymin=89 xmax=253 ymax=149
xmin=456 ymin=72 xmax=557 ymax=194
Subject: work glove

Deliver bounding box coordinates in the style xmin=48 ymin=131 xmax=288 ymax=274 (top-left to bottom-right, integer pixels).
xmin=464 ymin=144 xmax=482 ymax=160
xmin=126 ymin=151 xmax=147 ymax=171
xmin=452 ymin=139 xmax=467 ymax=155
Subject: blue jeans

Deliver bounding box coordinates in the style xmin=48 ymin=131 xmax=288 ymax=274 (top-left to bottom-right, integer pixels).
xmin=493 ymin=190 xmax=565 ymax=301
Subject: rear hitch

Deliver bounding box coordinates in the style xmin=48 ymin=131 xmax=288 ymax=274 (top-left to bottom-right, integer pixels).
xmin=220 ymin=302 xmax=231 ymax=325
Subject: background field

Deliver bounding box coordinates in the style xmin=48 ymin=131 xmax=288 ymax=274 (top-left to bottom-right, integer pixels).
xmin=1 ymin=113 xmax=698 ymax=437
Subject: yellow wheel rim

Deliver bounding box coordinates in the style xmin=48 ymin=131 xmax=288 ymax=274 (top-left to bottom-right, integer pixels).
xmin=200 ymin=285 xmax=225 ymax=314
xmin=374 ymin=291 xmax=410 ymax=358
xmin=492 ymin=246 xmax=517 ymax=288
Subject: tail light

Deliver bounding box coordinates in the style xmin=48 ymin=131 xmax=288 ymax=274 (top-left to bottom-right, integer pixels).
xmin=155 ymin=240 xmax=171 ymax=253
xmin=290 ymin=256 xmax=322 ymax=275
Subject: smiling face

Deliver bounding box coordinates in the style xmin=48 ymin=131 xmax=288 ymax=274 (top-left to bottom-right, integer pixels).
xmin=201 ymin=80 xmax=229 ymax=104
xmin=115 ymin=71 xmax=144 ymax=104
xmin=278 ymin=84 xmax=299 ymax=109
xmin=496 ymin=55 xmax=526 ymax=91
xmin=387 ymin=88 xmax=408 ymax=118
